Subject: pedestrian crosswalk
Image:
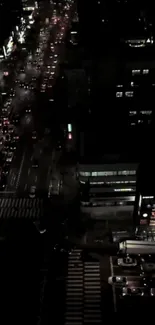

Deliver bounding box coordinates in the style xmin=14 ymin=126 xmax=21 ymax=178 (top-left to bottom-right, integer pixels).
xmin=65 ymin=249 xmax=102 ymax=325
xmin=0 ymin=198 xmax=43 ymax=219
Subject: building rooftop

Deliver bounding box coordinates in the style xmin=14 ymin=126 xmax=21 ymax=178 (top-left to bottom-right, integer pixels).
xmin=78 ymin=129 xmax=139 ymax=165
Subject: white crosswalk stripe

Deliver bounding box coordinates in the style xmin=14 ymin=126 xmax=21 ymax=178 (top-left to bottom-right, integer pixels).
xmin=65 ymin=249 xmax=84 ymax=325
xmin=65 ymin=250 xmax=102 ymax=325
xmin=84 ymin=261 xmax=102 ymax=325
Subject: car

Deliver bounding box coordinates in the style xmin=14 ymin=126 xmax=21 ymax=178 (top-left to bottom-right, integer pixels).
xmin=29 ymin=84 xmax=34 ymax=90
xmin=0 ymin=175 xmax=7 ymax=190
xmin=2 ymin=118 xmax=9 ymax=126
xmin=8 ymin=125 xmax=14 ymax=134
xmin=108 ymin=276 xmax=127 ymax=286
xmin=20 ymin=82 xmax=25 ymax=88
xmin=13 ymin=133 xmax=19 ymax=141
xmin=56 ymin=141 xmax=62 ymax=150
xmin=6 ymin=152 xmax=13 ymax=163
xmin=24 ymin=83 xmax=29 ymax=89
xmin=2 ymin=107 xmax=8 ymax=113
xmin=4 ymin=142 xmax=9 ymax=150
xmin=12 ymin=114 xmax=19 ymax=125
xmin=19 ymin=67 xmax=25 ymax=73
xmin=3 ymin=126 xmax=8 ymax=134
xmin=9 ymin=141 xmax=16 ymax=151
xmin=5 ymin=133 xmax=11 ymax=142
xmin=53 ymin=242 xmax=73 ymax=254
xmin=0 ymin=137 xmax=3 ymax=145
xmin=32 ymin=131 xmax=37 ymax=140
xmin=122 ymin=287 xmax=144 ymax=297
xmin=150 ymin=288 xmax=155 ymax=296
xmin=26 ymin=107 xmax=31 ymax=113
xmin=32 ymin=159 xmax=38 ymax=168
xmin=29 ymin=186 xmax=36 ymax=199
xmin=117 ymin=257 xmax=137 ymax=267
xmin=2 ymin=165 xmax=9 ymax=175
xmin=9 ymin=90 xmax=15 ymax=97
xmin=2 ymin=149 xmax=8 ymax=156
xmin=141 ymin=263 xmax=155 ymax=274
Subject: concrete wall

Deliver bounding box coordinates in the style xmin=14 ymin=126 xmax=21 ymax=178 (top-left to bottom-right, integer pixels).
xmin=81 ymin=205 xmax=134 ymax=220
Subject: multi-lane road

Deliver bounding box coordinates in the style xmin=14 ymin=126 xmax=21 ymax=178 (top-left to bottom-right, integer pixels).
xmin=0 ymin=0 xmax=75 ymax=198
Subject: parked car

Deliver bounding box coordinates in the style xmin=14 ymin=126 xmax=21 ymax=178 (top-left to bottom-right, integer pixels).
xmin=108 ymin=276 xmax=127 ymax=286
xmin=29 ymin=186 xmax=36 ymax=199
xmin=117 ymin=257 xmax=137 ymax=267
xmin=122 ymin=287 xmax=144 ymax=296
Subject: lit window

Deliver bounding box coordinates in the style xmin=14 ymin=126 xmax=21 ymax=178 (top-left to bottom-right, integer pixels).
xmin=116 ymin=92 xmax=123 ymax=98
xmin=79 ymin=172 xmax=91 ymax=177
xmin=91 ymin=171 xmax=117 ymax=177
xmin=132 ymin=69 xmax=140 ymax=75
xmin=118 ymin=170 xmax=136 ymax=176
xmin=116 ymin=85 xmax=123 ymax=88
xmin=114 ymin=188 xmax=134 ymax=192
xmin=129 ymin=111 xmax=137 ymax=115
xmin=125 ymin=91 xmax=134 ymax=97
xmin=103 ymin=171 xmax=117 ymax=176
xmin=131 ymin=81 xmax=134 ymax=87
xmin=143 ymin=69 xmax=149 ymax=74
xmin=140 ymin=110 xmax=152 ymax=115
xmin=92 ymin=172 xmax=98 ymax=176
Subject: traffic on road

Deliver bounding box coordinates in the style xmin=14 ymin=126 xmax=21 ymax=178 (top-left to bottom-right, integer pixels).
xmin=0 ymin=0 xmax=74 ymax=197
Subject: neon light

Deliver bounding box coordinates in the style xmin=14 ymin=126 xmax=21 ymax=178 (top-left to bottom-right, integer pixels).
xmin=67 ymin=123 xmax=72 ymax=132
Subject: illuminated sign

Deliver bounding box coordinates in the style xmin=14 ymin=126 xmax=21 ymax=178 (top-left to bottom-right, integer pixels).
xmin=6 ymin=37 xmax=14 ymax=55
xmin=67 ymin=123 xmax=72 ymax=132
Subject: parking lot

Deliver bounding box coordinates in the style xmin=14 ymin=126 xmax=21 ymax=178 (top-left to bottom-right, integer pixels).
xmin=109 ymin=255 xmax=155 ymax=314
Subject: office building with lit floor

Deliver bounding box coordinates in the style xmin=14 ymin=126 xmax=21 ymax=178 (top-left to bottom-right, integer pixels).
xmin=78 ymin=130 xmax=139 ymax=219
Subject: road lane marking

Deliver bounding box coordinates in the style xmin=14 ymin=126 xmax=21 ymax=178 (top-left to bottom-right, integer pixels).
xmin=15 ymin=152 xmax=26 ymax=189
xmin=110 ymin=256 xmax=117 ymax=313
xmin=35 ymin=176 xmax=38 ymax=183
xmin=28 ymin=168 xmax=31 ymax=175
xmin=24 ymin=184 xmax=27 ymax=191
xmin=10 ymin=174 xmax=16 ymax=186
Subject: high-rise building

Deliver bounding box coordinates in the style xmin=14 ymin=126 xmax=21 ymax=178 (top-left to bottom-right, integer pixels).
xmin=77 ymin=0 xmax=155 ymax=153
